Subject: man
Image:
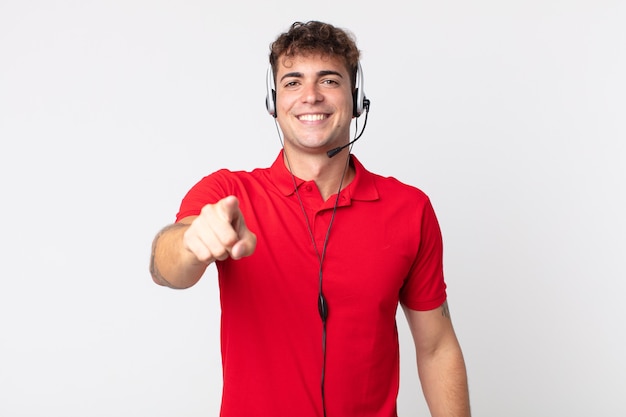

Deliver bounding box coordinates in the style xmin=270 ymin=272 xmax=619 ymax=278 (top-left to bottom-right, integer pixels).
xmin=150 ymin=20 xmax=470 ymax=417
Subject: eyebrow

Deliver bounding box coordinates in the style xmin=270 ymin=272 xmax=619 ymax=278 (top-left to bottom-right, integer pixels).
xmin=279 ymin=70 xmax=344 ymax=82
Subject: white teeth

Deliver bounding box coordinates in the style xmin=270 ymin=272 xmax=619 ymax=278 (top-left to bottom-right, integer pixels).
xmin=298 ymin=114 xmax=325 ymax=121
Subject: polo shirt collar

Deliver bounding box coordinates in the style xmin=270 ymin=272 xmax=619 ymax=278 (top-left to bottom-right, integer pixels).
xmin=269 ymin=150 xmax=379 ymax=202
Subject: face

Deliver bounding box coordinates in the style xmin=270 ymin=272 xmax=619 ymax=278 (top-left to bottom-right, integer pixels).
xmin=274 ymin=54 xmax=354 ymax=155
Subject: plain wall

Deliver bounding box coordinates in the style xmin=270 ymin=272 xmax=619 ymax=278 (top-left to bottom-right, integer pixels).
xmin=1 ymin=1 xmax=624 ymax=416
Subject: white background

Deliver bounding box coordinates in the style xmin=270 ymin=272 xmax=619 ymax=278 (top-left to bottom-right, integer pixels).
xmin=1 ymin=1 xmax=624 ymax=416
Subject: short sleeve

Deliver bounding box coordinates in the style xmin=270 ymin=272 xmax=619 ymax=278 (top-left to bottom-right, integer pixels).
xmin=399 ymin=198 xmax=447 ymax=311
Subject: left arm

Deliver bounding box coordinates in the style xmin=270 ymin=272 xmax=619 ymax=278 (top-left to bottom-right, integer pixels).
xmin=402 ymin=300 xmax=471 ymax=417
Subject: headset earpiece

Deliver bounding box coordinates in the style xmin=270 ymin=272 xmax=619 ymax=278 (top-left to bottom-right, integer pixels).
xmin=353 ymin=62 xmax=367 ymax=118
xmin=266 ymin=65 xmax=277 ymax=118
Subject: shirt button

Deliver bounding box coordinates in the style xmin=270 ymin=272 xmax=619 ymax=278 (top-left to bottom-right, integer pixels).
xmin=305 ymin=185 xmax=313 ymax=192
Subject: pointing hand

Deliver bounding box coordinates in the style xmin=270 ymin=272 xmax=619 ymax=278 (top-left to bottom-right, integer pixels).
xmin=183 ymin=196 xmax=257 ymax=263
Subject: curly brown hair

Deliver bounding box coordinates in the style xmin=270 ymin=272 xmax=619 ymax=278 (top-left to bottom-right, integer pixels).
xmin=269 ymin=21 xmax=361 ymax=89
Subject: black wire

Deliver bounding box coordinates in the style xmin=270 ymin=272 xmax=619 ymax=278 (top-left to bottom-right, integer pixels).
xmin=274 ymin=114 xmax=357 ymax=417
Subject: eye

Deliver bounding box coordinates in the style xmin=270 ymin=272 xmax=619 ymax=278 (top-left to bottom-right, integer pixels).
xmin=283 ymin=80 xmax=300 ymax=88
xmin=321 ymin=78 xmax=340 ymax=86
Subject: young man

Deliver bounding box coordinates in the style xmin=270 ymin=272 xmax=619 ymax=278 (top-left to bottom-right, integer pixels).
xmin=150 ymin=20 xmax=470 ymax=417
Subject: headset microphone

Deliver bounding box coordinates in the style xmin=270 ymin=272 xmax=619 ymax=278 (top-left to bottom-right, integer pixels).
xmin=326 ymin=98 xmax=370 ymax=158
xmin=326 ymin=138 xmax=357 ymax=158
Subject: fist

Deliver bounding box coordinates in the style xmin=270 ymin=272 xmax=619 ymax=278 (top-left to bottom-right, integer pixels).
xmin=183 ymin=196 xmax=257 ymax=262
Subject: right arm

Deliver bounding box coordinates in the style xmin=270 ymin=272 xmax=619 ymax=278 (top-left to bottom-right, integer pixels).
xmin=149 ymin=196 xmax=257 ymax=289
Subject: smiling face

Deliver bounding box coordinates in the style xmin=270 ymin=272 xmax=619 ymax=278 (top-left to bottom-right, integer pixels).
xmin=274 ymin=54 xmax=354 ymax=156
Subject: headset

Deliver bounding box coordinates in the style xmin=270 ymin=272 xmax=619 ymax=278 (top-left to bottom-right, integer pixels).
xmin=265 ymin=61 xmax=367 ymax=118
xmin=266 ymin=59 xmax=368 ymax=417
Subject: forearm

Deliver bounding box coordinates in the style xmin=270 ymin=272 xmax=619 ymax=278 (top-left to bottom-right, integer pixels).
xmin=150 ymin=222 xmax=211 ymax=289
xmin=417 ymin=341 xmax=471 ymax=417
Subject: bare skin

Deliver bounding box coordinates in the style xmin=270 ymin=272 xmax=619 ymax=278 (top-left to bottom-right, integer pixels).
xmin=150 ymin=196 xmax=256 ymax=289
xmin=403 ymin=301 xmax=471 ymax=417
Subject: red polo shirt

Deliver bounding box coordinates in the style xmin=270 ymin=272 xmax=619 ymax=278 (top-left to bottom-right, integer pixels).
xmin=176 ymin=151 xmax=447 ymax=417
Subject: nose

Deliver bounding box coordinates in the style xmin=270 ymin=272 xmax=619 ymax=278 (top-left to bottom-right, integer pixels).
xmin=301 ymin=82 xmax=323 ymax=104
